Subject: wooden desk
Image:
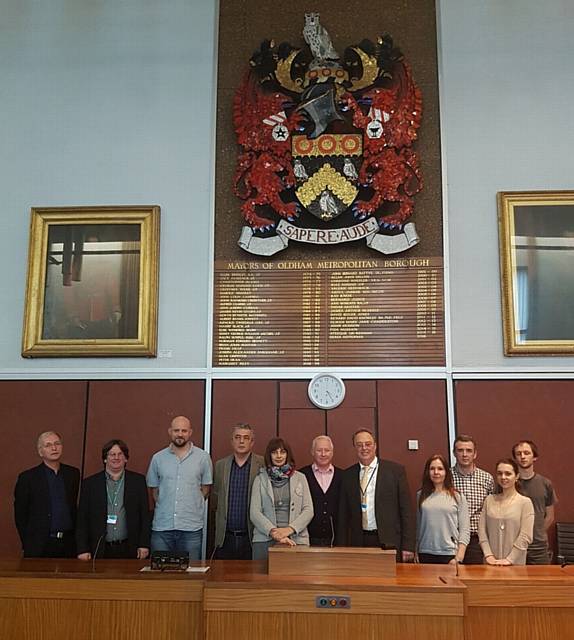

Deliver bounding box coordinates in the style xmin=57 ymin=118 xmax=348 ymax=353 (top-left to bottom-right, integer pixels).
xmin=204 ymin=561 xmax=465 ymax=640
xmin=458 ymin=564 xmax=574 ymax=640
xmin=1 ymin=559 xmax=572 ymax=640
xmin=268 ymin=545 xmax=397 ymax=577
xmin=0 ymin=559 xmax=204 ymax=640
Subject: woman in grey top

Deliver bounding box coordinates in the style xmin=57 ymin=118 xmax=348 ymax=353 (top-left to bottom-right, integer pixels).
xmin=478 ymin=458 xmax=534 ymax=565
xmin=250 ymin=437 xmax=313 ymax=561
xmin=416 ymin=454 xmax=470 ymax=564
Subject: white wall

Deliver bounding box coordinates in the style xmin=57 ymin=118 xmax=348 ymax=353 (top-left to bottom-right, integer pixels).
xmin=439 ymin=0 xmax=574 ymax=370
xmin=2 ymin=0 xmax=574 ymax=378
xmin=0 ymin=0 xmax=217 ymax=375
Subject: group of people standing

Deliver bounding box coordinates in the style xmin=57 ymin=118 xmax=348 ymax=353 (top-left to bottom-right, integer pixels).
xmin=418 ymin=435 xmax=556 ymax=565
xmin=13 ymin=419 xmax=557 ymax=567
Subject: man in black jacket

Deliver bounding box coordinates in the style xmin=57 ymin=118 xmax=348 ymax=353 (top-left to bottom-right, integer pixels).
xmin=336 ymin=429 xmax=415 ymax=561
xmin=76 ymin=439 xmax=150 ymax=560
xmin=299 ymin=435 xmax=343 ymax=546
xmin=14 ymin=431 xmax=80 ymax=557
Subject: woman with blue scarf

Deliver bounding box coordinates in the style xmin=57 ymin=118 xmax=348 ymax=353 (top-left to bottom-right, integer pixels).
xmin=250 ymin=437 xmax=313 ymax=560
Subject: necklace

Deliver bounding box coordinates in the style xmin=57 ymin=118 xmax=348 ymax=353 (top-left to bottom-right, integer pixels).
xmin=274 ymin=481 xmax=289 ymax=507
xmin=495 ymin=492 xmax=517 ymax=530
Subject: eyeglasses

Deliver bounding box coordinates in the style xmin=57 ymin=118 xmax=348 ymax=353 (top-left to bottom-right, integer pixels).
xmin=42 ymin=442 xmax=62 ymax=449
xmin=354 ymin=442 xmax=374 ymax=449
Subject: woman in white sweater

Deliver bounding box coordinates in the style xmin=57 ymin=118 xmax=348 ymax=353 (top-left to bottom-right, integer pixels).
xmin=416 ymin=454 xmax=470 ymax=564
xmin=478 ymin=458 xmax=534 ymax=565
xmin=250 ymin=437 xmax=313 ymax=561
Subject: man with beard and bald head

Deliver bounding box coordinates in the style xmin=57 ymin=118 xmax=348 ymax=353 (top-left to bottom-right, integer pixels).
xmin=147 ymin=416 xmax=212 ymax=560
xmin=14 ymin=431 xmax=80 ymax=557
xmin=300 ymin=435 xmax=343 ymax=546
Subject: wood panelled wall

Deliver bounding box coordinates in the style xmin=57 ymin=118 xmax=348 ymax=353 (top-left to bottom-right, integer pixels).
xmin=211 ymin=379 xmax=449 ymax=497
xmin=3 ymin=378 xmax=571 ymax=559
xmin=0 ymin=380 xmax=205 ymax=557
xmin=454 ymin=380 xmax=574 ymax=527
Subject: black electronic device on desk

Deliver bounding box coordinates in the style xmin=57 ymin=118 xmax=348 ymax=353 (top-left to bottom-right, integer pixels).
xmin=150 ymin=551 xmax=190 ymax=571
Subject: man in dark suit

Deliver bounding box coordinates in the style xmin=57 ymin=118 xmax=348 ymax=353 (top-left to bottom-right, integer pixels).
xmin=336 ymin=429 xmax=415 ymax=561
xmin=300 ymin=435 xmax=343 ymax=546
xmin=76 ymin=439 xmax=150 ymax=560
xmin=211 ymin=424 xmax=264 ymax=559
xmin=14 ymin=431 xmax=80 ymax=558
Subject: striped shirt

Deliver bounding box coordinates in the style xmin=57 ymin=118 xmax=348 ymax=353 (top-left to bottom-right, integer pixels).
xmin=451 ymin=465 xmax=494 ymax=533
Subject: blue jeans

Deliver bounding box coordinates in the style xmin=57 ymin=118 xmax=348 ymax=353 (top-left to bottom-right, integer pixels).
xmin=151 ymin=529 xmax=203 ymax=560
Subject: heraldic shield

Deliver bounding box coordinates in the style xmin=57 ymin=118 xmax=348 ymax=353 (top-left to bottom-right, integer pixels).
xmin=233 ymin=13 xmax=423 ymax=256
xmin=292 ymin=133 xmax=361 ymax=222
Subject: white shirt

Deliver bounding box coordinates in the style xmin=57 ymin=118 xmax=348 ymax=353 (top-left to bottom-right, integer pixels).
xmin=360 ymin=460 xmax=378 ymax=531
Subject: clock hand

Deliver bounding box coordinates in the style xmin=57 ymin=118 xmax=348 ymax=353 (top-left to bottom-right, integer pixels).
xmin=326 ymin=390 xmax=334 ymax=401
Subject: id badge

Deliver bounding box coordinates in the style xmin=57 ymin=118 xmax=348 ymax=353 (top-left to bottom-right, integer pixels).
xmin=361 ymin=503 xmax=367 ymax=511
xmin=107 ymin=514 xmax=118 ymax=525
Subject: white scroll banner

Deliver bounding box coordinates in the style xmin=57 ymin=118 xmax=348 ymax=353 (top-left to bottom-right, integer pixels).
xmin=366 ymin=222 xmax=419 ymax=254
xmin=237 ymin=218 xmax=419 ymax=256
xmin=238 ymin=226 xmax=289 ymax=256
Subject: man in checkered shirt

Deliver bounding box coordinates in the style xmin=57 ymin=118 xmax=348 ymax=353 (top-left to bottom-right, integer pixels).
xmin=451 ymin=434 xmax=494 ymax=564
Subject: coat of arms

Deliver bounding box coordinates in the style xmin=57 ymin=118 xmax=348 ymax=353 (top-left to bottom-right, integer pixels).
xmin=233 ymin=14 xmax=422 ymax=256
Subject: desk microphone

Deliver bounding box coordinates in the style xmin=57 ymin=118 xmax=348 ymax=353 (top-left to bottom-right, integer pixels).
xmin=92 ymin=533 xmax=106 ymax=572
xmin=329 ymin=516 xmax=335 ymax=548
xmin=557 ymin=555 xmax=570 ymax=569
xmin=209 ymin=542 xmax=219 ymax=562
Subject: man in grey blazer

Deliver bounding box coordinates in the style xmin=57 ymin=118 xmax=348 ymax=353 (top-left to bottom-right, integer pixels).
xmin=211 ymin=424 xmax=264 ymax=559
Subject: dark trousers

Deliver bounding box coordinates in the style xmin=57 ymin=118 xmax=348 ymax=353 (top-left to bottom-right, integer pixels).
xmin=463 ymin=533 xmax=484 ymax=564
xmin=362 ymin=530 xmax=381 ymax=548
xmin=42 ymin=533 xmax=75 ymax=558
xmin=527 ymin=544 xmax=551 ymax=565
xmin=418 ymin=553 xmax=454 ymax=564
xmin=103 ymin=539 xmax=130 ymax=559
xmin=215 ymin=531 xmax=252 ymax=560
xmin=362 ymin=531 xmax=403 ymax=561
xmin=310 ymin=537 xmax=333 ymax=547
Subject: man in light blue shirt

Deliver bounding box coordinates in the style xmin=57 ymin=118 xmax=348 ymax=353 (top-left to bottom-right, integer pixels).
xmin=146 ymin=416 xmax=212 ymax=560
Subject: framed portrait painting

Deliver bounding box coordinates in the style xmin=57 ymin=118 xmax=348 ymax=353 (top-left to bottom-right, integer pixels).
xmin=22 ymin=205 xmax=160 ymax=357
xmin=498 ymin=191 xmax=574 ymax=355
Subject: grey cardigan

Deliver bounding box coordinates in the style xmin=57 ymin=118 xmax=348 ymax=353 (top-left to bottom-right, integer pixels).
xmin=250 ymin=469 xmax=313 ymax=545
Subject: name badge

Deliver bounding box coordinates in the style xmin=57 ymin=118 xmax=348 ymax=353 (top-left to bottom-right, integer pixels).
xmin=361 ymin=503 xmax=367 ymax=511
xmin=107 ymin=514 xmax=118 ymax=525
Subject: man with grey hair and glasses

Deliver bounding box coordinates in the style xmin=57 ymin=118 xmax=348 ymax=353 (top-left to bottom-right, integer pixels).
xmin=14 ymin=431 xmax=80 ymax=557
xmin=300 ymin=435 xmax=343 ymax=546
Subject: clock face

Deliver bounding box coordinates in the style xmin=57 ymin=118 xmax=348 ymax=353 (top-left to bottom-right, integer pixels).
xmin=308 ymin=374 xmax=345 ymax=410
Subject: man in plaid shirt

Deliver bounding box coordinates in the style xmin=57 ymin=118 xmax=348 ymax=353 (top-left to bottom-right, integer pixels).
xmin=451 ymin=434 xmax=494 ymax=564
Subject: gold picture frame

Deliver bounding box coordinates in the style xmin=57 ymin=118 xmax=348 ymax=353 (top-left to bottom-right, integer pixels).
xmin=498 ymin=191 xmax=574 ymax=355
xmin=22 ymin=205 xmax=160 ymax=357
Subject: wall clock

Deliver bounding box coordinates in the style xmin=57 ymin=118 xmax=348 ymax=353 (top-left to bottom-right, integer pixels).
xmin=308 ymin=374 xmax=346 ymax=410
